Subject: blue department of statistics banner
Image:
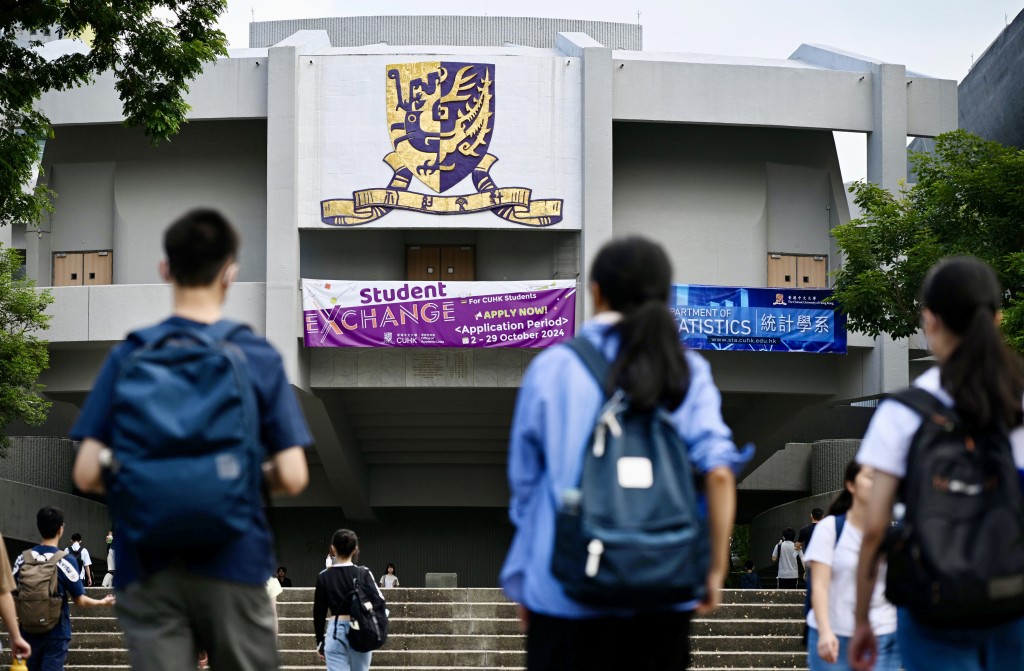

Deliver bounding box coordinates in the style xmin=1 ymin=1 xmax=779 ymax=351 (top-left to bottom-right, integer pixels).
xmin=671 ymin=285 xmax=847 ymax=354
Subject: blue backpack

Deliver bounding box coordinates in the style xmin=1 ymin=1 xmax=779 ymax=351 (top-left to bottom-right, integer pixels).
xmin=105 ymin=320 xmax=262 ymax=551
xmin=551 ymin=336 xmax=709 ymax=609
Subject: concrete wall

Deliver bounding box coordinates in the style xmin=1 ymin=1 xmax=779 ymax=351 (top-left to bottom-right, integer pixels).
xmin=34 ymin=121 xmax=268 ymax=287
xmin=958 ymin=8 xmax=1024 ymax=148
xmin=268 ymin=506 xmax=514 ymax=588
xmin=42 ymin=282 xmax=266 ymax=345
xmin=250 ymin=16 xmax=642 ymax=50
xmin=38 ymin=56 xmax=269 ymax=126
xmin=0 ymin=479 xmax=109 ymax=549
xmin=613 ymin=123 xmax=842 ymax=288
xmin=300 ymin=229 xmax=578 ymax=282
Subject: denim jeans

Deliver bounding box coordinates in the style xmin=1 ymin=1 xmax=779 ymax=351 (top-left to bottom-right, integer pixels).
xmin=807 ymin=626 xmax=900 ymax=671
xmin=897 ymin=607 xmax=1024 ymax=671
xmin=325 ymin=619 xmax=372 ymax=671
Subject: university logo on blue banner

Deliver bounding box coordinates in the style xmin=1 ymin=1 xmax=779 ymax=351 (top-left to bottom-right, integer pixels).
xmin=671 ymin=284 xmax=847 ymax=354
xmin=321 ymin=62 xmax=563 ymax=227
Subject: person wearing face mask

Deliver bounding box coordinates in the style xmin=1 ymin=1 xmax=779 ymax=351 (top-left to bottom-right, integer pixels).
xmin=102 ymin=531 xmax=115 ymax=588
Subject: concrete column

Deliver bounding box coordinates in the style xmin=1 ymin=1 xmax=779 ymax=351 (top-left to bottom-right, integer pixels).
xmin=266 ymin=31 xmax=330 ymax=388
xmin=556 ymin=33 xmax=614 ymax=321
xmin=866 ymin=63 xmax=908 ymax=192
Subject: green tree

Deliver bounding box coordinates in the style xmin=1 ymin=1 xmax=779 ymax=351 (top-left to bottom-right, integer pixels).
xmin=1 ymin=0 xmax=228 ymax=229
xmin=0 ymin=245 xmax=53 ymax=453
xmin=832 ymin=130 xmax=1024 ymax=350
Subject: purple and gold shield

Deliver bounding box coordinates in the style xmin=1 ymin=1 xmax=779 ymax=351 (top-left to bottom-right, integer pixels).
xmin=386 ymin=62 xmax=495 ymax=194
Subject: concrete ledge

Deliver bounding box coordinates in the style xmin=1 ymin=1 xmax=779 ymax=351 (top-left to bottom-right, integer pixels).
xmin=426 ymin=572 xmax=458 ymax=588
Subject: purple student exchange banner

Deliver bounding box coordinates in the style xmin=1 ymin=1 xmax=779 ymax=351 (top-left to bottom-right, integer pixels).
xmin=671 ymin=284 xmax=847 ymax=354
xmin=302 ymin=279 xmax=577 ymax=348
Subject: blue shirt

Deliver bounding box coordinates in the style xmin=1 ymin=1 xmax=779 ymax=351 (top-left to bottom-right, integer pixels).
xmin=500 ymin=318 xmax=751 ymax=618
xmin=70 ymin=317 xmax=313 ymax=588
xmin=13 ymin=546 xmax=85 ymax=640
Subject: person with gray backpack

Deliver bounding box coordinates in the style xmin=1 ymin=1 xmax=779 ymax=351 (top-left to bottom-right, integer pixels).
xmin=12 ymin=507 xmax=114 ymax=671
xmin=500 ymin=236 xmax=751 ymax=670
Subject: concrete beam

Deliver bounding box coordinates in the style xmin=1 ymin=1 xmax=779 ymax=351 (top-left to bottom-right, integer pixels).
xmin=297 ymin=389 xmax=374 ymax=521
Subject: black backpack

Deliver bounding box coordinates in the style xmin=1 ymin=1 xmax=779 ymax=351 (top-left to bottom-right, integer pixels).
xmin=345 ymin=567 xmax=389 ymax=652
xmin=68 ymin=545 xmax=85 ymax=575
xmin=884 ymin=387 xmax=1024 ymax=626
xmin=551 ymin=337 xmax=709 ymax=609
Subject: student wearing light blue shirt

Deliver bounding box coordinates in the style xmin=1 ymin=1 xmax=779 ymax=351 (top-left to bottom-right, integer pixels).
xmin=500 ymin=236 xmax=751 ymax=671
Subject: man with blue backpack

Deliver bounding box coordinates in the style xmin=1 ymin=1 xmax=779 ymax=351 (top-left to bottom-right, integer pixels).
xmin=71 ymin=209 xmax=311 ymax=671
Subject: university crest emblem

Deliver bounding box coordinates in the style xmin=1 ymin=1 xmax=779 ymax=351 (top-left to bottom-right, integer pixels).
xmin=321 ymin=62 xmax=563 ymax=227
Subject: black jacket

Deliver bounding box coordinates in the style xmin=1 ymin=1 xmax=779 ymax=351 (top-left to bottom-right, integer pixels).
xmin=313 ymin=565 xmax=377 ymax=646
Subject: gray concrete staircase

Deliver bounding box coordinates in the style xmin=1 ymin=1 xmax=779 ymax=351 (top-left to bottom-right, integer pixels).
xmin=0 ymin=587 xmax=807 ymax=669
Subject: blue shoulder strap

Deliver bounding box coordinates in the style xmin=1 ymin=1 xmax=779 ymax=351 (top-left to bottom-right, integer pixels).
xmin=565 ymin=336 xmax=611 ymax=398
xmin=833 ymin=514 xmax=846 ymax=547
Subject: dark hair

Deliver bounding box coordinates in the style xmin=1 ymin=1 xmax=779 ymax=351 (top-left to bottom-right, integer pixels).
xmin=331 ymin=529 xmax=359 ymax=559
xmin=744 ymin=560 xmax=755 ymax=571
xmin=385 ymin=562 xmax=395 ymax=572
xmin=828 ymin=461 xmax=863 ymax=517
xmin=37 ymin=507 xmax=64 ymax=539
xmin=71 ymin=533 xmax=82 ymax=542
xmin=811 ymin=508 xmax=824 ymax=521
xmin=921 ymin=256 xmax=1024 ymax=429
xmin=590 ymin=236 xmax=689 ymax=410
xmin=782 ymin=528 xmax=795 ymax=542
xmin=277 ymin=566 xmax=286 ymax=574
xmin=163 ymin=209 xmax=239 ymax=287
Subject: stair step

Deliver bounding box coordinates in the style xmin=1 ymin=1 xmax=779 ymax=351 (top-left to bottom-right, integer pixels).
xmin=29 ymin=587 xmax=813 ymax=670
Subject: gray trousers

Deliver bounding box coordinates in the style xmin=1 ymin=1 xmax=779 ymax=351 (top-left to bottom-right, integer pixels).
xmin=115 ymin=565 xmax=279 ymax=671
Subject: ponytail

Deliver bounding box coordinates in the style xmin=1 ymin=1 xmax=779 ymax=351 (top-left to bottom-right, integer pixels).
xmin=826 ymin=460 xmax=862 ymax=517
xmin=609 ymin=298 xmax=690 ymax=410
xmin=590 ymin=236 xmax=690 ymax=411
xmin=922 ymin=257 xmax=1024 ymax=429
xmin=942 ymin=308 xmax=1024 ymax=429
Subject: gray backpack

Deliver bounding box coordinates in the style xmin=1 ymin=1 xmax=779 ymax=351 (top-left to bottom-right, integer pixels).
xmin=15 ymin=550 xmax=67 ymax=634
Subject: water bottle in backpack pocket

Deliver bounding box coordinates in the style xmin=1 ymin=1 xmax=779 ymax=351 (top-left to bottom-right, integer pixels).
xmin=551 ymin=337 xmax=709 ymax=609
xmin=105 ymin=321 xmax=263 ymax=552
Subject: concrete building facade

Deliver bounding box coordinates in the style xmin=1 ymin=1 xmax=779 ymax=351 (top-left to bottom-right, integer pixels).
xmin=0 ymin=16 xmax=957 ymax=585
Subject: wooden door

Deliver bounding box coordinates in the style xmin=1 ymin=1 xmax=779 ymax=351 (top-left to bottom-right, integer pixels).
xmin=406 ymin=246 xmax=440 ymax=281
xmin=767 ymin=254 xmax=797 ymax=288
xmin=440 ymin=246 xmax=475 ymax=281
xmin=83 ymin=251 xmax=112 ymax=285
xmin=53 ymin=252 xmax=84 ymax=286
xmin=796 ymin=255 xmax=827 ymax=288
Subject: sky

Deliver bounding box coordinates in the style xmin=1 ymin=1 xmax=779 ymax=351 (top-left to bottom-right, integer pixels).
xmin=214 ymin=0 xmax=1024 ymax=181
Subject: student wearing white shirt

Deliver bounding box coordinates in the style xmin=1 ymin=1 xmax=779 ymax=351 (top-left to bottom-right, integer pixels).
xmin=850 ymin=257 xmax=1024 ymax=671
xmin=771 ymin=528 xmax=802 ymax=588
xmin=805 ymin=461 xmax=899 ymax=671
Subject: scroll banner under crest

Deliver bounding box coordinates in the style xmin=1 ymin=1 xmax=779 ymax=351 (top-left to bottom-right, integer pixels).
xmin=320 ymin=152 xmax=563 ymax=227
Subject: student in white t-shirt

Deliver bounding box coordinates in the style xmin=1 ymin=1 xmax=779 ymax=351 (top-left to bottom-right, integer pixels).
xmin=805 ymin=461 xmax=899 ymax=671
xmin=850 ymin=257 xmax=1024 ymax=671
xmin=771 ymin=528 xmax=802 ymax=588
xmin=379 ymin=563 xmax=400 ymax=588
